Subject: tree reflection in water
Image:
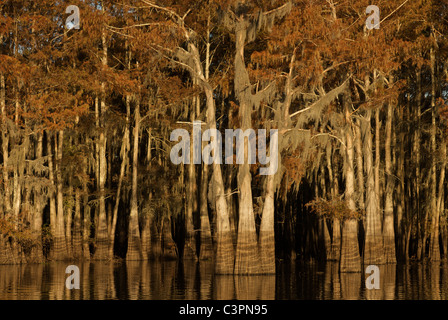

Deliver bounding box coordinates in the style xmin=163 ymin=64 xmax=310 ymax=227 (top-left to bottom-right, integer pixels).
xmin=0 ymin=261 xmax=447 ymax=300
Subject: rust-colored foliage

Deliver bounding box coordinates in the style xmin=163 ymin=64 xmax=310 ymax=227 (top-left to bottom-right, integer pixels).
xmin=306 ymin=197 xmax=364 ymax=221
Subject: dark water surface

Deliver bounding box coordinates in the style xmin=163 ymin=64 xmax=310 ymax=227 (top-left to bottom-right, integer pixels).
xmin=0 ymin=261 xmax=447 ymax=300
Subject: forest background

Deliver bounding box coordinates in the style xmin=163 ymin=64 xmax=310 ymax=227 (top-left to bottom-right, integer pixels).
xmin=0 ymin=0 xmax=447 ymax=275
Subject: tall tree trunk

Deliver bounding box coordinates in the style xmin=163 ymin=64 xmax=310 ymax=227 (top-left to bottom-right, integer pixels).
xmin=396 ymin=105 xmax=406 ymax=261
xmin=199 ymin=161 xmax=214 ymax=260
xmin=205 ymin=87 xmax=234 ymax=274
xmin=375 ymin=108 xmax=381 ymax=218
xmin=54 ymin=130 xmax=67 ymax=260
xmin=46 ymin=132 xmax=57 ymax=260
xmin=354 ymin=119 xmax=365 ymax=209
xmin=30 ymin=132 xmax=44 ymax=262
xmin=1 ymin=72 xmax=10 ymax=214
xmin=383 ymin=101 xmax=397 ymax=263
xmin=94 ymin=17 xmax=109 ymax=260
xmin=363 ymin=78 xmax=384 ymax=266
xmin=259 ymin=131 xmax=278 ymax=274
xmin=179 ymin=37 xmax=233 ymax=272
xmin=415 ymin=70 xmax=423 ymax=260
xmin=73 ymin=187 xmax=83 ymax=259
xmin=429 ymin=46 xmax=440 ymax=261
xmin=126 ymin=101 xmax=143 ymax=261
xmin=82 ymin=156 xmax=91 ymax=260
xmin=233 ymin=21 xmax=261 ymax=275
xmin=66 ymin=183 xmax=74 ymax=259
xmin=434 ymin=141 xmax=446 ymax=260
xmin=327 ymin=145 xmax=341 ymax=261
xmin=10 ymin=79 xmax=22 ymax=263
xmin=110 ymin=95 xmax=130 ymax=259
xmin=140 ymin=195 xmax=152 ymax=260
xmin=184 ymin=91 xmax=198 ymax=260
xmin=340 ymin=94 xmax=361 ymax=273
xmin=95 ymin=111 xmax=108 ymax=259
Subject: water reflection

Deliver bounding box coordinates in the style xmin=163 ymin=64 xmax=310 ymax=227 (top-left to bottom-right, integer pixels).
xmin=0 ymin=261 xmax=448 ymax=299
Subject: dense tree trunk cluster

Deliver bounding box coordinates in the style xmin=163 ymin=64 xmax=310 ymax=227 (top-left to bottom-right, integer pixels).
xmin=1 ymin=0 xmax=448 ymax=274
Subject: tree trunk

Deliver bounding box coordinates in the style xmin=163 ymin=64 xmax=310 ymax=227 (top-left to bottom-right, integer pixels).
xmin=109 ymin=95 xmax=130 ymax=259
xmin=363 ymin=100 xmax=384 ymax=264
xmin=233 ymin=22 xmax=261 ymax=275
xmin=199 ymin=163 xmax=214 ymax=260
xmin=415 ymin=70 xmax=423 ymax=260
xmin=66 ymin=183 xmax=74 ymax=259
xmin=396 ymin=103 xmax=406 ymax=261
xmin=82 ymin=157 xmax=91 ymax=260
xmin=184 ymin=95 xmax=198 ymax=260
xmin=199 ymin=14 xmax=216 ymax=262
xmin=429 ymin=47 xmax=440 ymax=262
xmin=383 ymin=102 xmax=397 ymax=263
xmin=94 ymin=19 xmax=109 ymax=260
xmin=30 ymin=132 xmax=44 ymax=262
xmin=340 ymin=94 xmax=361 ymax=273
xmin=1 ymin=72 xmax=11 ymax=213
xmin=161 ymin=216 xmax=178 ymax=260
xmin=46 ymin=132 xmax=57 ymax=260
xmin=207 ymin=91 xmax=234 ymax=274
xmin=180 ymin=39 xmax=234 ymax=272
xmin=73 ymin=188 xmax=83 ymax=259
xmin=434 ymin=141 xmax=446 ymax=260
xmin=327 ymin=145 xmax=341 ymax=261
xmin=140 ymin=205 xmax=152 ymax=260
xmin=375 ymin=108 xmax=381 ymax=217
xmin=259 ymin=131 xmax=278 ymax=274
xmin=126 ymin=101 xmax=143 ymax=261
xmin=54 ymin=130 xmax=67 ymax=260
xmin=354 ymin=119 xmax=365 ymax=209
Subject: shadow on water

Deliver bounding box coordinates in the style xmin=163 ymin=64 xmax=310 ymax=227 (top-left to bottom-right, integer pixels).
xmin=0 ymin=260 xmax=448 ymax=299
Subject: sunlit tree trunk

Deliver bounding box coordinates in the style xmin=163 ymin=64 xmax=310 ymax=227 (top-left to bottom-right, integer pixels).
xmin=259 ymin=132 xmax=277 ymax=274
xmin=326 ymin=146 xmax=340 ymax=261
xmin=395 ymin=97 xmax=406 ymax=261
xmin=204 ymin=87 xmax=234 ymax=273
xmin=354 ymin=119 xmax=365 ymax=210
xmin=82 ymin=157 xmax=91 ymax=260
xmin=374 ymin=108 xmax=381 ymax=218
xmin=1 ymin=71 xmax=11 ymax=263
xmin=73 ymin=187 xmax=82 ymax=259
xmin=415 ymin=70 xmax=423 ymax=260
xmin=140 ymin=200 xmax=152 ymax=260
xmin=184 ymin=86 xmax=198 ymax=260
xmin=141 ymin=129 xmax=153 ymax=260
xmin=383 ymin=101 xmax=397 ymax=263
xmin=94 ymin=15 xmax=109 ymax=260
xmin=1 ymin=72 xmax=10 ymax=214
xmin=363 ymin=75 xmax=384 ymax=265
xmin=54 ymin=130 xmax=67 ymax=260
xmin=435 ymin=141 xmax=446 ymax=260
xmin=429 ymin=46 xmax=440 ymax=261
xmin=66 ymin=182 xmax=74 ymax=259
xmin=30 ymin=132 xmax=44 ymax=262
xmin=340 ymin=94 xmax=361 ymax=273
xmin=126 ymin=101 xmax=143 ymax=260
xmin=233 ymin=21 xmax=261 ymax=275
